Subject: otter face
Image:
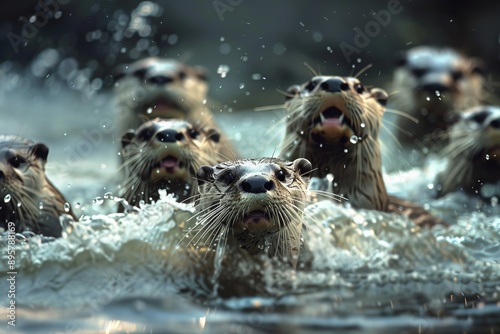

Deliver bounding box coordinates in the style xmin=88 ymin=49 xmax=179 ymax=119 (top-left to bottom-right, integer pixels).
xmin=283 ymin=75 xmax=387 ymax=163
xmin=394 ymin=46 xmax=483 ymax=112
xmin=437 ymin=105 xmax=500 ymax=197
xmin=195 ymin=158 xmax=312 ymax=259
xmin=114 ymin=57 xmax=208 ymax=121
xmin=120 ymin=118 xmax=220 ymax=205
xmin=453 ymin=106 xmax=500 ymax=164
xmin=0 ymin=136 xmax=55 ymax=229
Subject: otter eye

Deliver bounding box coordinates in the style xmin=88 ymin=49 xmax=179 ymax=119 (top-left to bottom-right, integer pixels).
xmin=137 ymin=128 xmax=154 ymax=141
xmin=9 ymin=156 xmax=26 ymax=168
xmin=469 ymin=111 xmax=489 ymax=124
xmin=276 ymin=169 xmax=288 ymax=182
xmin=451 ymin=70 xmax=463 ymax=81
xmin=354 ymin=84 xmax=364 ymax=94
xmin=188 ymin=128 xmax=200 ymax=139
xmin=285 ymin=85 xmax=301 ymax=101
xmin=411 ymin=68 xmax=426 ymax=78
xmin=305 ymin=79 xmax=320 ymax=92
xmin=218 ymin=171 xmax=235 ymax=185
xmin=178 ymin=71 xmax=187 ymax=80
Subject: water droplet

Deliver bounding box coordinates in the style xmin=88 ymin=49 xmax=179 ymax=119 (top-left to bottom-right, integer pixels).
xmin=435 ymin=90 xmax=441 ymax=97
xmin=300 ymin=130 xmax=304 ymax=135
xmin=486 ymin=154 xmax=490 ymax=160
xmin=349 ymin=136 xmax=359 ymax=144
xmin=220 ymin=36 xmax=225 ymax=42
xmin=64 ymin=202 xmax=71 ymax=212
xmin=75 ymin=202 xmax=81 ymax=209
xmin=344 ymin=149 xmax=349 ymax=153
xmin=427 ymin=183 xmax=434 ymax=190
xmin=426 ymin=97 xmax=430 ymax=101
xmin=357 ymin=58 xmax=362 ymax=63
xmin=146 ymin=107 xmax=153 ymax=114
xmin=4 ymin=194 xmax=11 ymax=203
xmin=17 ymin=202 xmax=22 ymax=208
xmin=326 ymin=46 xmax=333 ymax=53
xmin=360 ymin=123 xmax=366 ymax=128
xmin=239 ymin=83 xmax=245 ymax=89
xmin=251 ymin=73 xmax=262 ymax=80
xmin=93 ymin=197 xmax=104 ymax=205
xmin=104 ymin=192 xmax=114 ymax=200
xmin=202 ymin=99 xmax=207 ymax=105
xmin=217 ymin=64 xmax=230 ymax=78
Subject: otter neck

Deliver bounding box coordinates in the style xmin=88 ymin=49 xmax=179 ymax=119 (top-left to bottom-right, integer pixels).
xmin=309 ymin=137 xmax=389 ymax=211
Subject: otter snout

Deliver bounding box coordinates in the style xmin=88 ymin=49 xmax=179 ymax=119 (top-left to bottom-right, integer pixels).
xmin=319 ymin=78 xmax=349 ymax=93
xmin=240 ymin=174 xmax=275 ymax=194
xmin=155 ymin=128 xmax=183 ymax=143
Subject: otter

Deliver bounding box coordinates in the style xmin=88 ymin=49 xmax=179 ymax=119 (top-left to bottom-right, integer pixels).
xmin=0 ymin=135 xmax=77 ymax=237
xmin=114 ymin=57 xmax=237 ymax=160
xmin=119 ymin=118 xmax=222 ymax=210
xmin=436 ymin=105 xmax=500 ymax=198
xmin=191 ymin=157 xmax=312 ymax=269
xmin=281 ymin=75 xmax=444 ymax=227
xmin=390 ymin=46 xmax=484 ymax=158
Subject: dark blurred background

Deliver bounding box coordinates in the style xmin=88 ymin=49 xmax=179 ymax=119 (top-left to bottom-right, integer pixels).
xmin=0 ymin=0 xmax=499 ymax=109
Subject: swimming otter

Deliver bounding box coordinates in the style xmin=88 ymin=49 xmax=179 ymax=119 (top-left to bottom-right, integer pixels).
xmin=436 ymin=105 xmax=500 ymax=198
xmin=281 ymin=75 xmax=445 ymax=227
xmin=0 ymin=135 xmax=77 ymax=237
xmin=389 ymin=46 xmax=484 ymax=169
xmin=119 ymin=118 xmax=222 ymax=210
xmin=114 ymin=57 xmax=237 ymax=160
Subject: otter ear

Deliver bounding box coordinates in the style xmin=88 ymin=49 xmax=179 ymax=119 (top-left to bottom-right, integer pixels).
xmin=204 ymin=128 xmax=220 ymax=143
xmin=193 ymin=66 xmax=209 ymax=82
xmin=121 ymin=130 xmax=136 ymax=148
xmin=196 ymin=166 xmax=215 ymax=186
xmin=30 ymin=143 xmax=49 ymax=161
xmin=394 ymin=52 xmax=407 ymax=67
xmin=293 ymin=158 xmax=313 ymax=179
xmin=285 ymin=85 xmax=301 ymax=101
xmin=370 ymin=88 xmax=388 ymax=106
xmin=470 ymin=58 xmax=485 ymax=76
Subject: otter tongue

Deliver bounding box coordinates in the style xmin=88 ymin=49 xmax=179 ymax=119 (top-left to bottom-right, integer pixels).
xmin=320 ymin=107 xmax=344 ymax=126
xmin=161 ymin=157 xmax=178 ymax=168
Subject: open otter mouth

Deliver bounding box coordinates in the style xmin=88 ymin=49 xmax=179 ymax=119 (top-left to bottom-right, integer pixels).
xmin=243 ymin=210 xmax=270 ymax=224
xmin=153 ymin=155 xmax=185 ymax=174
xmin=313 ymin=106 xmax=353 ymax=129
xmin=145 ymin=98 xmax=181 ymax=111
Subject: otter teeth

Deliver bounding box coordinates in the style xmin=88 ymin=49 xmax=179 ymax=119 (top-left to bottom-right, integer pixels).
xmin=319 ymin=112 xmax=326 ymax=124
xmin=319 ymin=111 xmax=344 ymax=124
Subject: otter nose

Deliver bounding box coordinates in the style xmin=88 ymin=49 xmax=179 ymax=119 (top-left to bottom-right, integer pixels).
xmin=155 ymin=129 xmax=183 ymax=143
xmin=241 ymin=175 xmax=275 ymax=194
xmin=320 ymin=78 xmax=349 ymax=93
xmin=146 ymin=75 xmax=173 ymax=85
xmin=490 ymin=118 xmax=500 ymax=129
xmin=422 ymin=83 xmax=450 ymax=94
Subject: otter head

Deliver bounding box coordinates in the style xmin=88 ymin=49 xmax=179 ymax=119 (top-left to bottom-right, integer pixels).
xmin=114 ymin=57 xmax=209 ymax=122
xmin=0 ymin=136 xmax=73 ymax=236
xmin=438 ymin=105 xmax=500 ymax=197
xmin=194 ymin=158 xmax=312 ymax=266
xmin=393 ymin=46 xmax=484 ymax=117
xmin=119 ymin=118 xmax=220 ymax=206
xmin=283 ymin=75 xmax=388 ymax=177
